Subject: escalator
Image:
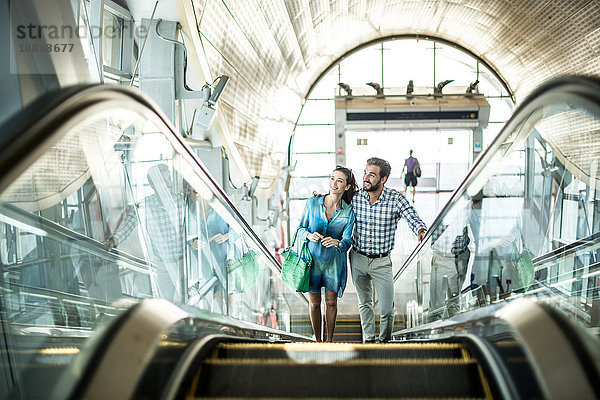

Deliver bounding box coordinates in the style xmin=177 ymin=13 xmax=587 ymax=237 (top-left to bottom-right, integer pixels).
xmin=0 ymin=84 xmax=309 ymax=400
xmin=1 ymin=77 xmax=600 ymax=400
xmin=193 ymin=342 xmax=492 ymax=399
xmin=72 ymin=297 xmax=588 ymax=399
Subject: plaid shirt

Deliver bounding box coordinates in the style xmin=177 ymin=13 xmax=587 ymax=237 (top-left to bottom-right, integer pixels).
xmin=112 ymin=193 xmax=186 ymax=262
xmin=351 ymin=187 xmax=426 ymax=254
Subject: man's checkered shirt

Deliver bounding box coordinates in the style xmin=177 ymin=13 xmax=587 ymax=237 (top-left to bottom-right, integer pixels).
xmin=351 ymin=187 xmax=426 ymax=254
xmin=112 ymin=193 xmax=186 ymax=262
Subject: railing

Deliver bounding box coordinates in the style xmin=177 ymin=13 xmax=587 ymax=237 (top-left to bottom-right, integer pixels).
xmin=0 ymin=84 xmax=308 ymax=400
xmin=392 ymin=76 xmax=600 ymax=334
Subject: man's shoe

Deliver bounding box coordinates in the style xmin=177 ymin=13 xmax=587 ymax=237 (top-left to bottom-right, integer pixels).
xmin=364 ymin=339 xmax=377 ymax=343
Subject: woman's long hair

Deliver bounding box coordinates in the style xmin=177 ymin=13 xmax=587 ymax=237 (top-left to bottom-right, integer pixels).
xmin=334 ymin=165 xmax=358 ymax=204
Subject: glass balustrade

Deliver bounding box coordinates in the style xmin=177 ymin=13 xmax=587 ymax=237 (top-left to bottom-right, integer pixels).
xmin=0 ymin=86 xmax=307 ymax=399
xmin=396 ymin=77 xmax=600 ymax=332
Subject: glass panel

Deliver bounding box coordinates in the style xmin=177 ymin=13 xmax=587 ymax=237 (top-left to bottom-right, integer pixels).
xmin=297 ymin=100 xmax=335 ymax=125
xmin=0 ymin=102 xmax=306 ymax=399
xmin=434 ymin=44 xmax=479 ymax=89
xmin=488 ymin=97 xmax=515 ymax=123
xmin=477 ymin=69 xmax=509 ymax=98
xmin=339 ymin=46 xmax=382 ymax=91
xmin=381 ymin=40 xmax=434 ymax=90
xmin=438 ymin=162 xmax=469 ymax=191
xmin=309 ymin=68 xmax=339 ymax=99
xmin=396 ymin=95 xmax=600 ymax=331
xmin=289 ymin=177 xmax=330 ymax=200
xmin=102 ymin=10 xmax=123 ymax=70
xmin=292 ymin=153 xmax=336 ymax=177
xmin=483 ymin=123 xmax=503 ymax=148
xmin=293 ymin=125 xmax=335 ymax=153
xmin=77 ymin=0 xmax=102 ymax=81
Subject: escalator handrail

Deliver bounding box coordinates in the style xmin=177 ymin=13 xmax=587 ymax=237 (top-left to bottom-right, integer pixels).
xmin=0 ymin=84 xmax=287 ymax=282
xmin=62 ymin=300 xmax=310 ymax=400
xmin=394 ymin=75 xmax=600 ymax=281
xmin=532 ymin=231 xmax=600 ymax=268
xmin=0 ymin=202 xmax=153 ymax=273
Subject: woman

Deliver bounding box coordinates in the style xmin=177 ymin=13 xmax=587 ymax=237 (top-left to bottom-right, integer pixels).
xmin=297 ymin=165 xmax=357 ymax=342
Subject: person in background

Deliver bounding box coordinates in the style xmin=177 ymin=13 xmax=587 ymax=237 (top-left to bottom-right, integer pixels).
xmin=297 ymin=165 xmax=357 ymax=342
xmin=105 ymin=164 xmax=188 ymax=303
xmin=429 ymin=201 xmax=474 ymax=311
xmin=401 ymin=149 xmax=419 ymax=203
xmin=351 ymin=157 xmax=427 ymax=343
xmin=71 ymin=209 xmax=122 ymax=304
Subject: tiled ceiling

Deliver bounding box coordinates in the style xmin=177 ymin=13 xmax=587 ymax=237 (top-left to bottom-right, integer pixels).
xmin=188 ymin=0 xmax=600 ymax=186
xmin=536 ymin=107 xmax=600 ymax=186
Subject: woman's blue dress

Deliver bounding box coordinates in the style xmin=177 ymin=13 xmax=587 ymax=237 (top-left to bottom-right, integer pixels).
xmin=296 ymin=196 xmax=355 ymax=297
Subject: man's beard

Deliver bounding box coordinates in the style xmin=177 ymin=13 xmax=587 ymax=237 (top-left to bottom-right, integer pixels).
xmin=364 ymin=179 xmax=381 ymax=192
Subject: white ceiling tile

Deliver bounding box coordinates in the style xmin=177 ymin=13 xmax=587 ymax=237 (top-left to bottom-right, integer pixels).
xmin=189 ymin=0 xmax=600 ymax=183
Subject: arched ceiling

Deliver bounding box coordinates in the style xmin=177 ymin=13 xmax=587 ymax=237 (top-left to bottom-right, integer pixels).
xmin=185 ymin=0 xmax=600 ymax=186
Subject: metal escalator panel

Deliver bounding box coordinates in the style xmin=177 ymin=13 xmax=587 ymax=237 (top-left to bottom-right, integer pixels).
xmin=0 ymin=85 xmax=307 ymax=400
xmin=395 ymin=76 xmax=600 ymax=332
xmin=190 ymin=342 xmax=493 ymax=399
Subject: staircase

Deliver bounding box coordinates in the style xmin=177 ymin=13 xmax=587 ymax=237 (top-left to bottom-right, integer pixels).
xmin=188 ymin=341 xmax=494 ymax=399
xmin=291 ymin=315 xmax=406 ymax=342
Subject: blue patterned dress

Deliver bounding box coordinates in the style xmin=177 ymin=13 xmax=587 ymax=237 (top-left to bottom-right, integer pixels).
xmin=297 ymin=196 xmax=355 ymax=297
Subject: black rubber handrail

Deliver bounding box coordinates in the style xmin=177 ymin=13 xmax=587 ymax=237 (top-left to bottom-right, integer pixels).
xmin=0 ymin=202 xmax=152 ymax=272
xmin=532 ymin=231 xmax=600 ymax=268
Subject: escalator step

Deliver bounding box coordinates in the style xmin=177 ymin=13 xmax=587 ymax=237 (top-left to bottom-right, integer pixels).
xmin=196 ymin=359 xmax=485 ymax=398
xmin=290 ymin=317 xmax=405 ymax=342
xmin=216 ymin=342 xmax=465 ymax=361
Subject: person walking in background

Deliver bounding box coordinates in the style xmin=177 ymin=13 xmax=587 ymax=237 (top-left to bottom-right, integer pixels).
xmin=297 ymin=165 xmax=357 ymax=342
xmin=351 ymin=157 xmax=427 ymax=343
xmin=402 ymin=149 xmax=419 ymax=203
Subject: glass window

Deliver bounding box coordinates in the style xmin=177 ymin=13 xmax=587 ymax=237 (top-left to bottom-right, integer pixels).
xmin=290 ymin=38 xmax=515 ymax=210
xmin=293 ymin=125 xmax=335 ymax=153
xmin=435 ymin=44 xmax=479 ymax=89
xmin=309 ymin=68 xmax=340 ymax=99
xmin=102 ymin=10 xmax=123 ymax=70
xmin=293 ymin=153 xmax=336 ymax=178
xmin=488 ymin=97 xmax=515 ymax=123
xmin=297 ymin=100 xmax=335 ymax=125
xmin=339 ymin=45 xmax=382 ymax=91
xmin=382 ymin=40 xmax=435 ymax=90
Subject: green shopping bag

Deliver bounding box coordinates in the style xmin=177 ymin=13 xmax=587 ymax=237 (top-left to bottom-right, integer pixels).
xmin=510 ymin=248 xmax=535 ymax=293
xmin=509 ymin=235 xmax=535 ymax=293
xmin=228 ymin=242 xmax=259 ymax=293
xmin=281 ymin=229 xmax=312 ymax=292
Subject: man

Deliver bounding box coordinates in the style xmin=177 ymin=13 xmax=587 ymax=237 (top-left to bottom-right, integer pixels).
xmin=105 ymin=163 xmax=188 ymax=303
xmin=351 ymin=157 xmax=427 ymax=342
xmin=401 ymin=150 xmax=419 ymax=203
xmin=429 ymin=213 xmax=471 ymax=311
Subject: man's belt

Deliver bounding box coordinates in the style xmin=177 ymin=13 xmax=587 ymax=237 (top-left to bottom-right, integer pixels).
xmin=354 ymin=248 xmax=389 ymax=258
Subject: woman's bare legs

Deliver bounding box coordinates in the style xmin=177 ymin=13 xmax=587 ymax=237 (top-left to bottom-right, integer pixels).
xmin=324 ymin=289 xmax=338 ymax=342
xmin=308 ymin=292 xmax=322 ymax=342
